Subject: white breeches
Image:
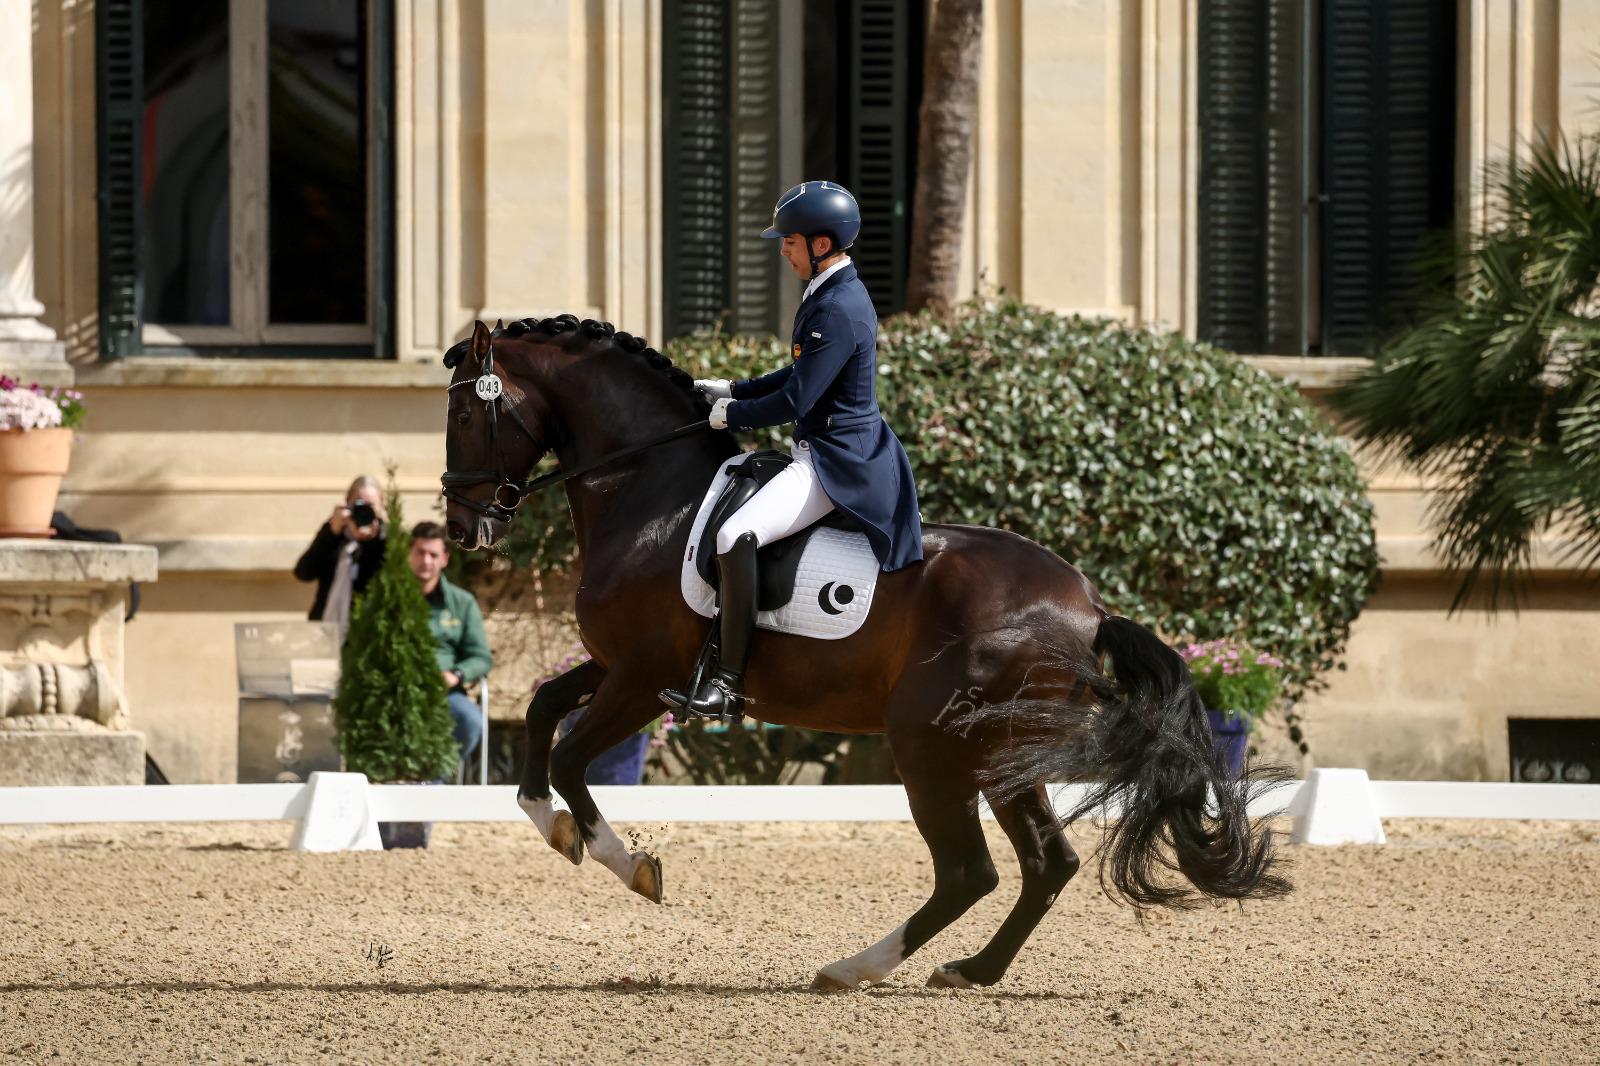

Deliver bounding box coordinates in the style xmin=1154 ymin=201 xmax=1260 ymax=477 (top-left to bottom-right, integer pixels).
xmin=716 ymin=439 xmax=837 ymax=555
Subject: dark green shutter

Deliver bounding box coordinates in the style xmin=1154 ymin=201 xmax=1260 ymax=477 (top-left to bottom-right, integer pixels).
xmin=1197 ymin=0 xmax=1306 ymax=355
xmin=1320 ymin=0 xmax=1455 ymax=355
xmin=845 ymin=0 xmax=913 ymax=317
xmin=370 ymin=0 xmax=395 ymax=359
xmin=663 ymin=2 xmax=731 ymax=339
xmin=728 ymin=1 xmax=782 ymax=334
xmin=96 ymin=0 xmax=145 ymax=358
xmin=662 ymin=2 xmax=782 ymax=339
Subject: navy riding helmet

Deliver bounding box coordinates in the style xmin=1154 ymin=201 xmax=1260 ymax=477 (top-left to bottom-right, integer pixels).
xmin=761 ymin=181 xmax=861 ymax=273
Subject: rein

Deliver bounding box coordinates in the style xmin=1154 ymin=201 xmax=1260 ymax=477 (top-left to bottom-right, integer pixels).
xmin=440 ymin=339 xmax=708 ymax=523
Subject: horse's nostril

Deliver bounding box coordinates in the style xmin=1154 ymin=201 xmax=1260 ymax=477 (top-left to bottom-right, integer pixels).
xmin=446 ymin=520 xmax=465 ymax=543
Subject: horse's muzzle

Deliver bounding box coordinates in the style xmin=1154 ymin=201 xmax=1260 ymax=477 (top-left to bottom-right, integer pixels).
xmin=446 ymin=515 xmax=505 ymax=551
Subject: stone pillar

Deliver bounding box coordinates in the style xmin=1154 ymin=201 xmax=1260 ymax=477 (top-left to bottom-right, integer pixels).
xmin=0 ymin=540 xmax=158 ymax=785
xmin=0 ymin=2 xmax=67 ymax=374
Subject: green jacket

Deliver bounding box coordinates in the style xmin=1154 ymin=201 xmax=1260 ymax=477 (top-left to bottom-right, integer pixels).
xmin=426 ymin=575 xmax=492 ymax=688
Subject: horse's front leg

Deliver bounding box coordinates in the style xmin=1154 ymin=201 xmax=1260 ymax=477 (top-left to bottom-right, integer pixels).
xmin=518 ymin=659 xmax=606 ymax=865
xmin=548 ymin=677 xmax=665 ymax=903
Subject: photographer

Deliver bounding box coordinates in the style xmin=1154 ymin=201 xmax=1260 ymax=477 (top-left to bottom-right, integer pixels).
xmin=294 ymin=475 xmax=387 ymax=625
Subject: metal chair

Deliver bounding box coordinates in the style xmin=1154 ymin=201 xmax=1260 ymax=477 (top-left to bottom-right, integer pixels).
xmin=455 ymin=678 xmax=491 ymax=785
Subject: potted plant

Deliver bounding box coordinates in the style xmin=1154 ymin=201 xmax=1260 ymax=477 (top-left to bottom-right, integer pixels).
xmin=1179 ymin=638 xmax=1286 ymax=776
xmin=0 ymin=377 xmax=85 ymax=536
xmin=333 ymin=474 xmax=459 ymax=848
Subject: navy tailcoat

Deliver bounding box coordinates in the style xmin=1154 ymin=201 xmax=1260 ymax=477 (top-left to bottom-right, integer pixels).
xmin=727 ymin=262 xmax=924 ymax=572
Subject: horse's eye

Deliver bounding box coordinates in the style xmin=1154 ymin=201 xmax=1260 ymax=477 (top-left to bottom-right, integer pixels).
xmin=455 ymin=410 xmax=471 ymax=426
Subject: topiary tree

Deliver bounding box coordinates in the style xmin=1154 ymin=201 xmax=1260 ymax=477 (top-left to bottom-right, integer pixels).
xmin=335 ymin=472 xmax=459 ymax=782
xmin=872 ymin=301 xmax=1380 ymax=704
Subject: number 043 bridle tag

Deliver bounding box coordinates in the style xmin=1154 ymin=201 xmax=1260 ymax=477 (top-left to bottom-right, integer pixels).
xmin=474 ymin=374 xmax=503 ymax=401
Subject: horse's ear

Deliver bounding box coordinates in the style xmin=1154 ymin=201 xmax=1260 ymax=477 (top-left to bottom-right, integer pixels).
xmin=493 ymin=318 xmax=505 ymax=333
xmin=469 ymin=320 xmax=492 ymax=365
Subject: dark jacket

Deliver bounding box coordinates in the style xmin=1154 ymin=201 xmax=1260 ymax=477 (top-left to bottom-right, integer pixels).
xmin=726 ymin=261 xmax=924 ymax=571
xmin=293 ymin=523 xmax=387 ymax=621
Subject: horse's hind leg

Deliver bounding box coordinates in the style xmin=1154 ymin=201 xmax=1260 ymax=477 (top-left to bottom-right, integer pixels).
xmin=927 ymin=784 xmax=1079 ymax=988
xmin=548 ymin=678 xmax=664 ymax=903
xmin=517 ymin=659 xmax=605 ymax=865
xmin=812 ymin=746 xmax=998 ymax=991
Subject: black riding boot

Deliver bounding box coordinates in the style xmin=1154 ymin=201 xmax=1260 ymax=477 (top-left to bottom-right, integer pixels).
xmin=659 ymin=532 xmax=758 ymax=720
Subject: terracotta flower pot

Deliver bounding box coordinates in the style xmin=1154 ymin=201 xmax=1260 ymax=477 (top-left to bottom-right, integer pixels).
xmin=0 ymin=427 xmax=72 ymax=536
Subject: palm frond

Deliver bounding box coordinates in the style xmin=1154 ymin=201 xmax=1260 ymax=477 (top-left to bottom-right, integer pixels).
xmin=1334 ymin=134 xmax=1600 ymax=609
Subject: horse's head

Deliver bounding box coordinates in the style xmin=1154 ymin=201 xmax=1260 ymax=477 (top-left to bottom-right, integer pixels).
xmin=441 ymin=313 xmax=736 ymax=551
xmin=440 ymin=319 xmax=553 ymax=550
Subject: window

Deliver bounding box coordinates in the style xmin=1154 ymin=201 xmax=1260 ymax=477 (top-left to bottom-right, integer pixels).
xmin=660 ymin=0 xmax=922 ymax=340
xmin=1197 ymin=0 xmax=1456 ymax=356
xmin=97 ymin=0 xmax=393 ymax=357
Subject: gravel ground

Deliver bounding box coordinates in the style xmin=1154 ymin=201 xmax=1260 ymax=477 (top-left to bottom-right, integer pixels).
xmin=1 ymin=817 xmax=1597 ymax=1064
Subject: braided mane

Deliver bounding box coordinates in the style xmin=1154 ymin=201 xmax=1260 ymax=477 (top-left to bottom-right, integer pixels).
xmin=443 ymin=313 xmax=737 ymax=450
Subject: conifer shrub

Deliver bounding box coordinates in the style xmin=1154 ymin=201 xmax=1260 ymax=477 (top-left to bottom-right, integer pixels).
xmin=335 ymin=475 xmax=459 ymax=782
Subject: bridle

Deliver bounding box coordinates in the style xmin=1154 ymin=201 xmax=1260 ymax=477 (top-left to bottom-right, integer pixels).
xmin=440 ymin=335 xmax=710 ymax=524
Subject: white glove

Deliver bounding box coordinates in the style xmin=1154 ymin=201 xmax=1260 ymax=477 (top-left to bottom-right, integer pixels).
xmin=709 ymin=397 xmax=732 ymax=430
xmin=695 ymin=378 xmax=733 ymax=400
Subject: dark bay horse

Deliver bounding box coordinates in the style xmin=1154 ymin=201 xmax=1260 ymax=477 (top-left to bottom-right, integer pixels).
xmin=441 ymin=316 xmax=1287 ymax=991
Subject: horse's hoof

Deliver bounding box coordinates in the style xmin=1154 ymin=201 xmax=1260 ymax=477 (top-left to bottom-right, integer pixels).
xmin=809 ymin=970 xmax=856 ymax=993
xmin=629 ymin=852 xmax=663 ymax=904
xmin=550 ymin=810 xmax=584 ymax=866
xmin=926 ymin=963 xmax=976 ymax=989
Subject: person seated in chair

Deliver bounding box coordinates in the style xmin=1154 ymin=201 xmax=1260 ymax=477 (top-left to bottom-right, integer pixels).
xmin=661 ymin=181 xmax=924 ymax=720
xmin=409 ymin=521 xmax=493 ymax=763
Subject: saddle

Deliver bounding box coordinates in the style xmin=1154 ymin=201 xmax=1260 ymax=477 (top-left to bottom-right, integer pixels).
xmin=692 ymin=450 xmax=864 ymax=612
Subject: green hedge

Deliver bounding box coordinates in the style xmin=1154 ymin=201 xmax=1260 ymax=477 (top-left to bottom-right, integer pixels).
xmin=496 ymin=300 xmax=1379 ymax=720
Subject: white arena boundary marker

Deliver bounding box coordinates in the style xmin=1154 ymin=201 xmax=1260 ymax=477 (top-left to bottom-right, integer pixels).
xmin=0 ymin=771 xmax=1594 ymax=853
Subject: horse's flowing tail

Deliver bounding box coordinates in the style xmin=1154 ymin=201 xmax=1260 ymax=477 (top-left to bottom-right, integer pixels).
xmin=973 ymin=615 xmax=1291 ymax=909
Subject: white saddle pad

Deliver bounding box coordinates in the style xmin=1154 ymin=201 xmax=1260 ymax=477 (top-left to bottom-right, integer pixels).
xmin=680 ymin=452 xmax=879 ymax=640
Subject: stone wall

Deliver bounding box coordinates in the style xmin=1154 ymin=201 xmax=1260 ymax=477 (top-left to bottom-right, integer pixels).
xmin=12 ymin=1 xmax=1600 ymax=782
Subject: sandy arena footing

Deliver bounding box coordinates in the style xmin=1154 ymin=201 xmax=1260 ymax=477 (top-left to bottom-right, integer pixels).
xmin=1 ymin=818 xmax=1597 ymax=1063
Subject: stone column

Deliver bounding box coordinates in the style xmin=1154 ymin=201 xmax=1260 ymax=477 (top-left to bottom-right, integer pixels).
xmin=0 ymin=2 xmax=66 ymax=372
xmin=0 ymin=540 xmax=158 ymax=786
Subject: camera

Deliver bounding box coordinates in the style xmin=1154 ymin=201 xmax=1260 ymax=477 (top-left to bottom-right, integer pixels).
xmin=348 ymin=500 xmax=377 ymax=529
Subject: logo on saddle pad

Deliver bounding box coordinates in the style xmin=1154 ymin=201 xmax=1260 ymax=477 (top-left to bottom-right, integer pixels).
xmin=792 ymin=342 xmax=802 ymax=360
xmin=818 ymin=582 xmax=855 ymax=615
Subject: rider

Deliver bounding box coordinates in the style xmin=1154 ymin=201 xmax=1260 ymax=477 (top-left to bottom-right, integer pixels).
xmin=660 ymin=180 xmax=924 ymax=719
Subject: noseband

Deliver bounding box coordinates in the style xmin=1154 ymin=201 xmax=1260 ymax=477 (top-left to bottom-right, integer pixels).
xmin=440 ymin=337 xmax=712 ymax=524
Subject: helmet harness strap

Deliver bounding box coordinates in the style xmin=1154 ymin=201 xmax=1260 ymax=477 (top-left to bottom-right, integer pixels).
xmin=805 ymin=234 xmax=830 ymax=278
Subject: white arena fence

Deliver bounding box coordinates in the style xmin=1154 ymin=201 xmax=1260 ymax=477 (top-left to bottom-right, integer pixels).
xmin=0 ymin=769 xmax=1595 ymax=852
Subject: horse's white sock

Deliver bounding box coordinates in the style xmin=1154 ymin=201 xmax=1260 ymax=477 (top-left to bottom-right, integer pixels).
xmin=517 ymin=793 xmax=557 ymax=840
xmin=582 ymin=817 xmax=636 ymax=881
xmin=818 ymin=923 xmax=909 ymax=987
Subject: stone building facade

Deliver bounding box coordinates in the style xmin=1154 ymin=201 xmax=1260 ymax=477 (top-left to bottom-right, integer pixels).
xmin=2 ymin=0 xmax=1596 ymax=782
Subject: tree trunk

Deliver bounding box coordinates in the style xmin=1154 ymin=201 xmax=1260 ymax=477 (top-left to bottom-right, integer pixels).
xmin=905 ymin=0 xmax=984 ymax=314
